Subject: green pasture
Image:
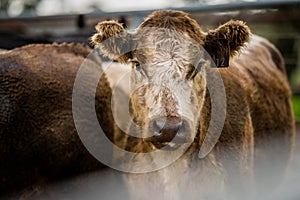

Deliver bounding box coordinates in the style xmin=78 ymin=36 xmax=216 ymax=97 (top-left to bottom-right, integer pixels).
xmin=292 ymin=96 xmax=300 ymax=120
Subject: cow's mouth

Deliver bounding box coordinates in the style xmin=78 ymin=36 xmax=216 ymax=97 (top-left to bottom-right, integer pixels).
xmin=151 ymin=141 xmax=182 ymax=151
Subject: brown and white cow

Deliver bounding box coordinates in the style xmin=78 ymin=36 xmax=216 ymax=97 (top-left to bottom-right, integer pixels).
xmin=92 ymin=10 xmax=295 ymax=199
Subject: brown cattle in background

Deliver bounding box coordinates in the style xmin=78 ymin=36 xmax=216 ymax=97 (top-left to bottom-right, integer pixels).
xmin=0 ymin=43 xmax=115 ymax=196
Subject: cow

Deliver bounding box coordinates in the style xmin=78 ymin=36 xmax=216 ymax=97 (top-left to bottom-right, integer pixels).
xmin=92 ymin=10 xmax=295 ymax=199
xmin=0 ymin=43 xmax=116 ymax=196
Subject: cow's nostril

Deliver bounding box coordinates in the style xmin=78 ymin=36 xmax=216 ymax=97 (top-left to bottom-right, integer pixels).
xmin=153 ymin=120 xmax=165 ymax=133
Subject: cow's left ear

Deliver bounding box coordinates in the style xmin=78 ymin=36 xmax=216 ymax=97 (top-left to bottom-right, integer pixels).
xmin=91 ymin=20 xmax=133 ymax=63
xmin=203 ymin=20 xmax=251 ymax=67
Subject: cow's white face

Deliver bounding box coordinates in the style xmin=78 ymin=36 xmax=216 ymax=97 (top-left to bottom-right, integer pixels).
xmin=128 ymin=28 xmax=209 ymax=150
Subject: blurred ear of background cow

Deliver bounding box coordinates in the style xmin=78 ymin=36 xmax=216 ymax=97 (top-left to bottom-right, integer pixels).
xmin=92 ymin=10 xmax=295 ymax=199
xmin=0 ymin=43 xmax=116 ymax=195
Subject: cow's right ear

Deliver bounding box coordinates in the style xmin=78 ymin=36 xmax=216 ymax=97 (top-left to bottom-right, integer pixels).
xmin=91 ymin=21 xmax=133 ymax=63
xmin=203 ymin=20 xmax=250 ymax=67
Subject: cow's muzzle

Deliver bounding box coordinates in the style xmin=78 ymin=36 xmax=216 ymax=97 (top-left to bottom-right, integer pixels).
xmin=146 ymin=116 xmax=192 ymax=150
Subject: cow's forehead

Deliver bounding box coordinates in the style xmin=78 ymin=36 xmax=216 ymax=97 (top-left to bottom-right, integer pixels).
xmin=136 ymin=10 xmax=205 ymax=45
xmin=134 ymin=28 xmax=204 ymax=66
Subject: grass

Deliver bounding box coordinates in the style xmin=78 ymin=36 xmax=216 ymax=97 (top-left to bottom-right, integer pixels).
xmin=292 ymin=96 xmax=300 ymax=120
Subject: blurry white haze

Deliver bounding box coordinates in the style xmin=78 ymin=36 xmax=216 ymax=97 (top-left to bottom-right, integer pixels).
xmin=5 ymin=0 xmax=263 ymax=16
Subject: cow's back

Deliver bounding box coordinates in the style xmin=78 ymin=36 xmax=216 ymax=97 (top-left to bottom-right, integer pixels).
xmin=230 ymin=35 xmax=295 ymax=194
xmin=231 ymin=35 xmax=294 ymax=148
xmin=0 ymin=43 xmax=113 ymax=194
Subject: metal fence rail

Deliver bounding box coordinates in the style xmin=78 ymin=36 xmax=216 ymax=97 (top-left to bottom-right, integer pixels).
xmin=0 ymin=0 xmax=299 ymax=92
xmin=0 ymin=0 xmax=299 ymax=20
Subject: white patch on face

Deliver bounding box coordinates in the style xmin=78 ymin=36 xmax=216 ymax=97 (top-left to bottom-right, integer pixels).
xmin=130 ymin=28 xmax=205 ymax=129
xmin=144 ymin=57 xmax=198 ymax=122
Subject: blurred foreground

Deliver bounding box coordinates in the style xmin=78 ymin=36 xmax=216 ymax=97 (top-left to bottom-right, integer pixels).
xmin=2 ymin=123 xmax=299 ymax=200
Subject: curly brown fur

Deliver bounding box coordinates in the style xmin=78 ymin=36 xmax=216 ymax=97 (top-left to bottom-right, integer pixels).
xmin=91 ymin=21 xmax=133 ymax=63
xmin=137 ymin=10 xmax=205 ymax=45
xmin=0 ymin=43 xmax=114 ymax=195
xmin=91 ymin=11 xmax=250 ymax=65
xmin=203 ymin=20 xmax=251 ymax=58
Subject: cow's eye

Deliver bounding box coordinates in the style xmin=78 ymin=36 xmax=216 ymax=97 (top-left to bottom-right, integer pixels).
xmin=133 ymin=61 xmax=143 ymax=73
xmin=186 ymin=64 xmax=198 ymax=80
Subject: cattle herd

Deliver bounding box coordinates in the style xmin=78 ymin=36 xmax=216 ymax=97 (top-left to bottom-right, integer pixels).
xmin=0 ymin=10 xmax=296 ymax=200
